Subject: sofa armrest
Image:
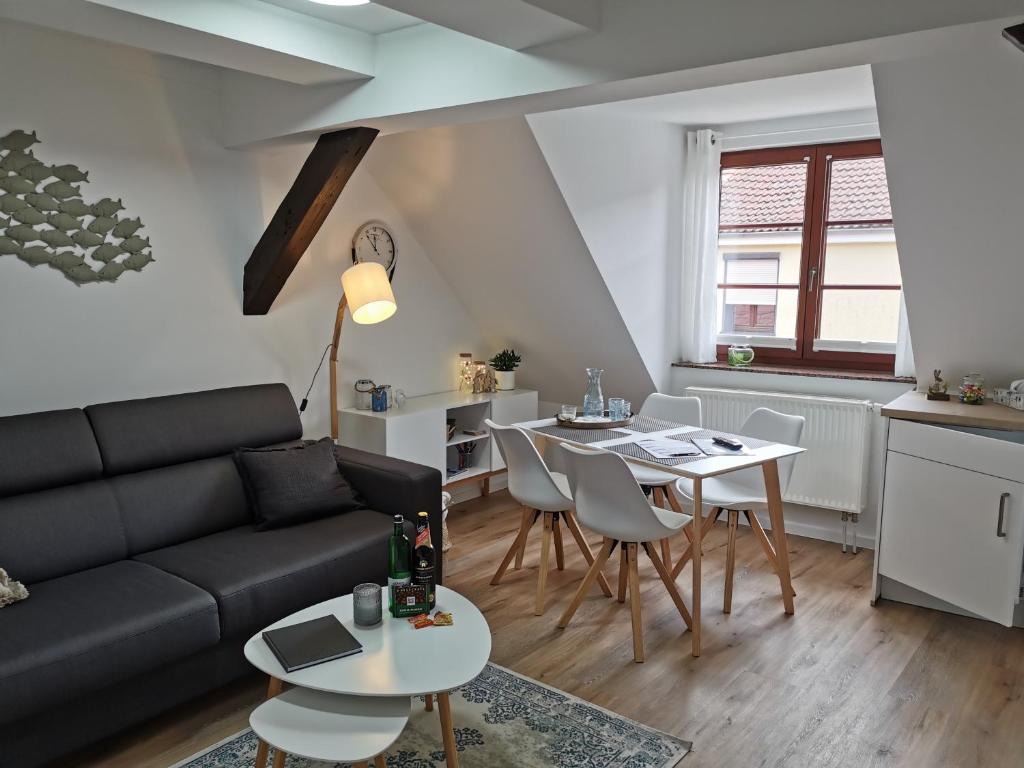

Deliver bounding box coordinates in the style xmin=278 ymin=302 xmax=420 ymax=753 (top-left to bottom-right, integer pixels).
xmin=333 ymin=446 xmax=445 ymax=584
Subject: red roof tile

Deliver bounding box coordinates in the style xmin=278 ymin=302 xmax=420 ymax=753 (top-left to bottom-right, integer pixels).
xmin=719 ymin=156 xmax=892 ymax=229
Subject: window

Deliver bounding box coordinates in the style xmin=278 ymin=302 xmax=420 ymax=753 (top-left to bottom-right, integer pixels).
xmin=716 ymin=139 xmax=900 ymax=371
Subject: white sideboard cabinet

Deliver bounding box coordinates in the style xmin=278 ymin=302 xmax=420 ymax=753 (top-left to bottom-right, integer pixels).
xmin=338 ymin=389 xmax=538 ymax=494
xmin=873 ymin=391 xmax=1024 ymax=626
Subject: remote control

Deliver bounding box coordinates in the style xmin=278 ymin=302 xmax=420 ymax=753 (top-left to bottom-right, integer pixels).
xmin=712 ymin=436 xmax=743 ymax=451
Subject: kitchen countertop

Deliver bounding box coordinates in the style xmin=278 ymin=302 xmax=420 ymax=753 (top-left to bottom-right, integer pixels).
xmin=881 ymin=390 xmax=1024 ymax=431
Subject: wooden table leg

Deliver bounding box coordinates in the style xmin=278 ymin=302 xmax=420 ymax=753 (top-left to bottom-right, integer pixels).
xmin=627 ymin=542 xmax=644 ymax=663
xmin=535 ymin=512 xmax=553 ymax=615
xmin=374 ymin=756 xmax=387 ymax=768
xmin=763 ymin=459 xmax=795 ymax=614
xmin=425 ymin=693 xmax=434 ymax=711
xmin=437 ymin=691 xmax=460 ymax=768
xmin=691 ymin=478 xmax=702 ymax=657
xmin=254 ymin=676 xmax=283 ymax=768
xmin=271 ymin=750 xmax=287 ymax=768
xmin=562 ymin=510 xmax=612 ymax=597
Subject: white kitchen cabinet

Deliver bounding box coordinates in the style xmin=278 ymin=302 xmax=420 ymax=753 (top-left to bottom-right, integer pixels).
xmin=874 ymin=394 xmax=1024 ymax=626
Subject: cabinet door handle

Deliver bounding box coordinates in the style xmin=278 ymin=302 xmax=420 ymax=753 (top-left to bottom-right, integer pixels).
xmin=997 ymin=492 xmax=1010 ymax=538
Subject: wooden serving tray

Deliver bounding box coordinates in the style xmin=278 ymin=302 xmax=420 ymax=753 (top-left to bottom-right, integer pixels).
xmin=555 ymin=413 xmax=634 ymax=429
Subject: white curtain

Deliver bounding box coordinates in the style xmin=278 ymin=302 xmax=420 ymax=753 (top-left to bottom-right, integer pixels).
xmin=678 ymin=129 xmax=723 ymax=363
xmin=894 ymin=292 xmax=916 ymax=378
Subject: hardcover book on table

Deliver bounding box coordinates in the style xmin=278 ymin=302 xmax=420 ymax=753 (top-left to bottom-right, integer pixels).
xmin=262 ymin=615 xmax=362 ymax=672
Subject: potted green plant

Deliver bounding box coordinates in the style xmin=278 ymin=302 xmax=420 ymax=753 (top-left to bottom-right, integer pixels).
xmin=489 ymin=348 xmax=521 ymax=391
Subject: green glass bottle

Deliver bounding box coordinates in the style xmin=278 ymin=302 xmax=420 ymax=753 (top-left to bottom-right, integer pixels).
xmin=413 ymin=511 xmax=436 ymax=611
xmin=387 ymin=514 xmax=411 ymax=617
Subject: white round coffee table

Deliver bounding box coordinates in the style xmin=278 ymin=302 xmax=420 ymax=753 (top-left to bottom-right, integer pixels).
xmin=245 ymin=585 xmax=491 ymax=768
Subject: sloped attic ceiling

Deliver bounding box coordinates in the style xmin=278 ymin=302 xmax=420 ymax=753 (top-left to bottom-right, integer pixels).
xmin=364 ymin=117 xmax=656 ymax=407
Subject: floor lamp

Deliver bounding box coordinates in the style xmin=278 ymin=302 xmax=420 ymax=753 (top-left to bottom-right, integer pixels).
xmin=329 ymin=261 xmax=397 ymax=441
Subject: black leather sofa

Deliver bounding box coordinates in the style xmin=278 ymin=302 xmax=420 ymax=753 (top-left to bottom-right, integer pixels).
xmin=0 ymin=384 xmax=442 ymax=768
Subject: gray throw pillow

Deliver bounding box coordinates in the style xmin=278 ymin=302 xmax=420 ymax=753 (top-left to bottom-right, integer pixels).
xmin=235 ymin=438 xmax=364 ymax=531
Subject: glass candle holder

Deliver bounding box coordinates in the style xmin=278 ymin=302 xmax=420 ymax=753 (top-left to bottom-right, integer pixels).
xmin=353 ymin=583 xmax=382 ymax=627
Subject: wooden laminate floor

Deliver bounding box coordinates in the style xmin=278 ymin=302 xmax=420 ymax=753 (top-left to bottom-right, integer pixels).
xmin=72 ymin=491 xmax=1024 ymax=768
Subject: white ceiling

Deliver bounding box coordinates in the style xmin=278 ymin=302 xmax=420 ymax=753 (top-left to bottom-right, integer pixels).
xmin=255 ymin=0 xmax=421 ymax=35
xmin=585 ymin=67 xmax=877 ymax=127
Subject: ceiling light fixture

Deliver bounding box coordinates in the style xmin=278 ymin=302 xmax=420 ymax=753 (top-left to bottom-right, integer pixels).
xmin=308 ymin=0 xmax=371 ymax=6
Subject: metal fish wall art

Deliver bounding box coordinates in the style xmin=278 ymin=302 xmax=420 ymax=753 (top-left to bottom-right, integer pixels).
xmin=0 ymin=129 xmax=153 ymax=285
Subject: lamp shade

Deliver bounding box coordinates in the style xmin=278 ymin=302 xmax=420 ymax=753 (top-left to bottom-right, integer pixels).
xmin=340 ymin=262 xmax=397 ymax=325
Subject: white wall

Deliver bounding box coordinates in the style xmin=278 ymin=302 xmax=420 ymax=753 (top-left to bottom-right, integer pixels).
xmin=365 ymin=117 xmax=656 ymax=408
xmin=527 ymin=110 xmax=683 ymax=393
xmin=873 ymin=29 xmax=1024 ymax=388
xmin=0 ymin=21 xmax=484 ymax=438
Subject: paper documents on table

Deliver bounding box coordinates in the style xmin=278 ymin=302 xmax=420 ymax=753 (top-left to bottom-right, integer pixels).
xmin=635 ymin=438 xmax=703 ymax=460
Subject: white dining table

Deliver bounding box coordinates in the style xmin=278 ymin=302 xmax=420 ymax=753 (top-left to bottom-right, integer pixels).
xmin=514 ymin=416 xmax=805 ymax=657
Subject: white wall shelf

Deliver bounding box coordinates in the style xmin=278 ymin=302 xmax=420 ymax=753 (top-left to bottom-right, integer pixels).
xmin=339 ymin=389 xmax=538 ymax=493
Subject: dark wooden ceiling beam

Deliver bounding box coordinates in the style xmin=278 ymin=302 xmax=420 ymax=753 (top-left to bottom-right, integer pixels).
xmin=243 ymin=126 xmax=379 ymax=315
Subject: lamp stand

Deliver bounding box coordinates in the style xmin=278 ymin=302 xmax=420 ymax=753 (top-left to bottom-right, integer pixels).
xmin=329 ymin=294 xmax=349 ymax=441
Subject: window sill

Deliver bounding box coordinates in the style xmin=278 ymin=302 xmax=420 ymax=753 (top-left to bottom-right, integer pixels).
xmin=673 ymin=360 xmax=916 ymax=384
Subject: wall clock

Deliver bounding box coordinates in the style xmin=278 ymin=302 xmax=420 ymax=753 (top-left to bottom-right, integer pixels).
xmin=351 ymin=220 xmax=396 ymax=280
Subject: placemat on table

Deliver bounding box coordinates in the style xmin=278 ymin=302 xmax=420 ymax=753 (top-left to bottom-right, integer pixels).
xmin=535 ymin=425 xmax=631 ymax=444
xmin=627 ymin=415 xmax=689 ymax=434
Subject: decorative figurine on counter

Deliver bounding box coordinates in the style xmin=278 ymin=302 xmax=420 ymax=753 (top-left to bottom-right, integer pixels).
xmin=959 ymin=372 xmax=986 ymax=405
xmin=471 ymin=361 xmax=496 ymax=393
xmin=926 ymin=369 xmax=950 ymax=401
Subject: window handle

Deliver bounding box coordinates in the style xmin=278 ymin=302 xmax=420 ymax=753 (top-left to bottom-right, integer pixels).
xmin=997 ymin=492 xmax=1010 ymax=538
xmin=808 ymin=267 xmax=818 ymax=293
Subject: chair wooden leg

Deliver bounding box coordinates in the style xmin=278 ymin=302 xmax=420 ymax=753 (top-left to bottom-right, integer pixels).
xmin=254 ymin=676 xmax=284 ymax=768
xmin=514 ymin=507 xmax=531 ymax=570
xmin=663 ymin=484 xmax=686 ymax=515
xmin=558 ymin=538 xmax=616 ymax=628
xmin=724 ymin=510 xmax=738 ymax=614
xmin=744 ymin=510 xmax=796 ymax=596
xmin=652 ymin=486 xmax=667 ymax=508
xmin=617 ymin=545 xmax=628 ymax=603
xmin=642 ymin=541 xmax=692 ymax=628
xmin=562 ymin=510 xmax=612 ymax=597
xmin=762 ymin=460 xmax=795 ymax=614
xmin=374 ymin=756 xmax=387 ymax=768
xmin=535 ymin=512 xmax=554 ymax=615
xmin=627 ymin=542 xmax=644 ymax=663
xmin=491 ymin=508 xmax=534 ymax=585
xmin=425 ymin=693 xmax=434 ymax=711
xmin=660 ymin=537 xmax=672 ymax=573
xmin=671 ymin=511 xmax=720 ymax=580
xmin=553 ymin=513 xmax=565 ymax=571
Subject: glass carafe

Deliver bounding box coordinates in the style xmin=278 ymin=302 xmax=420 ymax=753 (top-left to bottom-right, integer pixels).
xmin=582 ymin=368 xmax=604 ymax=417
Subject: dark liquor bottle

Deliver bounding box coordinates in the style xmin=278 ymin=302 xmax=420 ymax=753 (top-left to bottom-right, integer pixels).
xmin=413 ymin=511 xmax=436 ymax=610
xmin=387 ymin=514 xmax=411 ymax=617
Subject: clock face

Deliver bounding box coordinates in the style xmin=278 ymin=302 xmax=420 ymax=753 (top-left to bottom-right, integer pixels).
xmin=352 ymin=221 xmax=396 ymax=278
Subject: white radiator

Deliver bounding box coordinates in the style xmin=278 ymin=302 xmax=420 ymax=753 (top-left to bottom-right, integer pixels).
xmin=684 ymin=386 xmax=873 ymax=513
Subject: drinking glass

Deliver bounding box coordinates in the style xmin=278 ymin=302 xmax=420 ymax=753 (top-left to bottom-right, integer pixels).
xmin=608 ymin=397 xmax=626 ymax=420
xmin=560 ymin=404 xmax=577 ymax=421
xmin=353 ymin=583 xmax=382 ymax=627
xmin=621 ymin=400 xmax=632 ymax=419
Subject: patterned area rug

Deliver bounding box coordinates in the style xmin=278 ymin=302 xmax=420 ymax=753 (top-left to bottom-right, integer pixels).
xmin=173 ymin=663 xmax=690 ymax=768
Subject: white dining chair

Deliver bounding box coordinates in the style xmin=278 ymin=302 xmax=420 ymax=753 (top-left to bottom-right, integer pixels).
xmin=628 ymin=394 xmax=703 ymax=569
xmin=672 ymin=407 xmax=805 ymax=613
xmin=486 ymin=420 xmax=612 ymax=615
xmin=556 ymin=443 xmax=692 ymax=663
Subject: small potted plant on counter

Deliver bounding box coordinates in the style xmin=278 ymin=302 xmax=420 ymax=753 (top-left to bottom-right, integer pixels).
xmin=489 ymin=348 xmax=521 ymax=391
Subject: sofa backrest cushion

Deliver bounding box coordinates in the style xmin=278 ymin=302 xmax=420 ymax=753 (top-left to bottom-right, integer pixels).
xmin=85 ymin=384 xmax=302 ymax=476
xmin=111 ymin=456 xmax=252 ymax=555
xmin=0 ymin=409 xmax=102 ymax=499
xmin=0 ymin=481 xmax=125 ymax=584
